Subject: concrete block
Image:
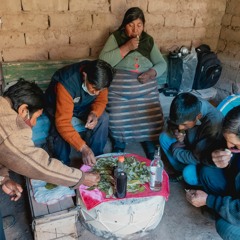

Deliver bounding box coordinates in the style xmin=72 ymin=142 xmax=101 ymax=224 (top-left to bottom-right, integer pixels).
xmin=220 ymin=28 xmax=240 ymax=42
xmin=49 ymin=46 xmax=90 ymax=60
xmin=1 ymin=13 xmax=48 ymax=31
xmin=147 ymin=27 xmax=177 ymax=42
xmin=231 ymin=16 xmax=240 ymax=27
xmin=71 ymin=29 xmax=109 ymax=46
xmin=179 ymin=0 xmax=225 ymax=12
xmin=110 ymin=0 xmax=126 ymax=15
xmin=0 ymin=32 xmax=25 ymax=48
xmin=0 ymin=0 xmax=21 ymax=12
xmin=70 ymin=0 xmax=109 ymax=13
xmin=145 ymin=13 xmax=164 ymax=29
xmin=205 ymin=27 xmax=221 ymax=39
xmin=50 ymin=12 xmax=92 ymax=31
xmin=208 ymin=0 xmax=227 ymax=12
xmin=25 ymin=30 xmax=69 ymax=46
xmin=148 ymin=0 xmax=178 ymax=13
xmin=165 ymin=13 xmax=194 ymax=27
xmin=224 ymin=42 xmax=240 ymax=62
xmin=93 ymin=13 xmax=119 ymax=31
xmin=222 ymin=14 xmax=232 ymax=26
xmin=3 ymin=47 xmax=48 ymax=61
xmin=217 ymin=39 xmax=227 ymax=52
xmin=177 ymin=28 xmax=194 ymax=40
xmin=226 ymin=0 xmax=240 ymax=16
xmin=195 ymin=13 xmax=224 ymax=27
xmin=22 ymin=0 xmax=68 ymax=11
xmin=193 ymin=27 xmax=206 ymax=38
xmin=126 ymin=0 xmax=148 ymax=12
xmin=177 ymin=0 xmax=208 ymax=12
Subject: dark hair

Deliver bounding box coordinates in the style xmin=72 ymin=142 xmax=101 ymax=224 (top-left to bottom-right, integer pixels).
xmin=222 ymin=106 xmax=240 ymax=137
xmin=118 ymin=7 xmax=145 ymax=30
xmin=3 ymin=78 xmax=44 ymax=116
xmin=83 ymin=59 xmax=115 ymax=90
xmin=169 ymin=92 xmax=201 ymax=125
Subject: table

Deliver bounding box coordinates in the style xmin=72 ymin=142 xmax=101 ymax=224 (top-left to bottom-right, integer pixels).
xmin=77 ymin=153 xmax=169 ymax=239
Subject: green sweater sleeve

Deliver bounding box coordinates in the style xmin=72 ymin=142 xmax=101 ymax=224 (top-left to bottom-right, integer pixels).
xmin=99 ymin=34 xmax=167 ymax=77
xmin=99 ymin=34 xmax=123 ymax=67
xmin=150 ymin=43 xmax=167 ymax=77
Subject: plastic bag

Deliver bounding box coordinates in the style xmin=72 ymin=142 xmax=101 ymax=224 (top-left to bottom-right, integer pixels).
xmin=179 ymin=47 xmax=198 ymax=92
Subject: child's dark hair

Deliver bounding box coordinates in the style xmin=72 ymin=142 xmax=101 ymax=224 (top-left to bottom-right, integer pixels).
xmin=169 ymin=92 xmax=201 ymax=125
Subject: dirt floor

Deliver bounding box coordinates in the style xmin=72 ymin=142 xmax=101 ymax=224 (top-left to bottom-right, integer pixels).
xmin=1 ymin=141 xmax=222 ymax=240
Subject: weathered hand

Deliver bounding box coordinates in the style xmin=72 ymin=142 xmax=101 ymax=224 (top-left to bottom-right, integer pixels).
xmin=186 ymin=189 xmax=207 ymax=207
xmin=137 ymin=69 xmax=157 ymax=84
xmin=81 ymin=145 xmax=96 ymax=166
xmin=125 ymin=37 xmax=139 ymax=51
xmin=212 ymin=149 xmax=232 ymax=168
xmin=83 ymin=172 xmax=101 ymax=187
xmin=85 ymin=112 xmax=98 ymax=130
xmin=2 ymin=179 xmax=23 ymax=201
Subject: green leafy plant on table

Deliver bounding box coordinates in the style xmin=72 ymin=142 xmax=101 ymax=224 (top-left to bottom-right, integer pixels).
xmin=87 ymin=155 xmax=150 ymax=198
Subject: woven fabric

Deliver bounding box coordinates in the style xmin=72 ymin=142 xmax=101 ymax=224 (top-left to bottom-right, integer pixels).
xmin=107 ymin=70 xmax=164 ymax=143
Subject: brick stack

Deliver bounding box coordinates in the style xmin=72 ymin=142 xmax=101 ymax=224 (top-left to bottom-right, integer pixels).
xmin=0 ymin=0 xmax=227 ymax=62
xmin=216 ymin=0 xmax=240 ymax=100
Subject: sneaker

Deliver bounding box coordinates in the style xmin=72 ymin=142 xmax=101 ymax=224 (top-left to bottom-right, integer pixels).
xmin=3 ymin=215 xmax=16 ymax=230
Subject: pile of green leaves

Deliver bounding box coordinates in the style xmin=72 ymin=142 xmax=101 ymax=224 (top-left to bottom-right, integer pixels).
xmin=88 ymin=155 xmax=150 ymax=198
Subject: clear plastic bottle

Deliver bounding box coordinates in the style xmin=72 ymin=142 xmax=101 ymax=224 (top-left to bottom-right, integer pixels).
xmin=150 ymin=147 xmax=164 ymax=191
xmin=114 ymin=156 xmax=127 ymax=198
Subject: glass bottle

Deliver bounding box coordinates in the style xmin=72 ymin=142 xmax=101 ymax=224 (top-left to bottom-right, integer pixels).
xmin=149 ymin=147 xmax=164 ymax=191
xmin=114 ymin=156 xmax=127 ymax=198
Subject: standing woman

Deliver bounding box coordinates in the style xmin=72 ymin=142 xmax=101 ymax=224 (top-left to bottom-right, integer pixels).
xmin=99 ymin=7 xmax=167 ymax=159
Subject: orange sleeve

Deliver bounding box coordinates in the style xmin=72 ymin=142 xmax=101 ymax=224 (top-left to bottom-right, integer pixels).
xmin=55 ymin=83 xmax=86 ymax=151
xmin=90 ymin=89 xmax=108 ymax=117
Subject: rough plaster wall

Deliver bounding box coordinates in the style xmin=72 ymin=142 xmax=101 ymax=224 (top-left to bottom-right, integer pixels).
xmin=215 ymin=0 xmax=240 ymax=102
xmin=0 ymin=0 xmax=227 ymax=62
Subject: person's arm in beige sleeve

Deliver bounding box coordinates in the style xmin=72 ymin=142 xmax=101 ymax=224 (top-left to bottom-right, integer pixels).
xmin=1 ymin=130 xmax=100 ymax=189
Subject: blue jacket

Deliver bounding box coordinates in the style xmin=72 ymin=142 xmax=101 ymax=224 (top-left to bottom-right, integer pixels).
xmin=207 ymin=155 xmax=240 ymax=225
xmin=170 ymin=98 xmax=225 ymax=166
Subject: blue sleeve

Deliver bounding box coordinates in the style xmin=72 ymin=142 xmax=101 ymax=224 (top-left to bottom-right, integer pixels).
xmin=207 ymin=194 xmax=240 ymax=226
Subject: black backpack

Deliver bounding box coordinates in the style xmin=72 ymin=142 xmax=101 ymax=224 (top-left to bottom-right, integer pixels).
xmin=192 ymin=44 xmax=222 ymax=90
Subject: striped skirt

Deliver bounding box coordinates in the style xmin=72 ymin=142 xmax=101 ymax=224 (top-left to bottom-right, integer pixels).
xmin=107 ymin=70 xmax=164 ymax=143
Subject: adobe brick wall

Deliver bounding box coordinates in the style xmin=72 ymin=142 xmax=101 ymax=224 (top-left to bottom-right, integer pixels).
xmin=0 ymin=0 xmax=239 ymax=101
xmin=0 ymin=0 xmax=227 ymax=61
xmin=215 ymin=0 xmax=240 ymax=102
